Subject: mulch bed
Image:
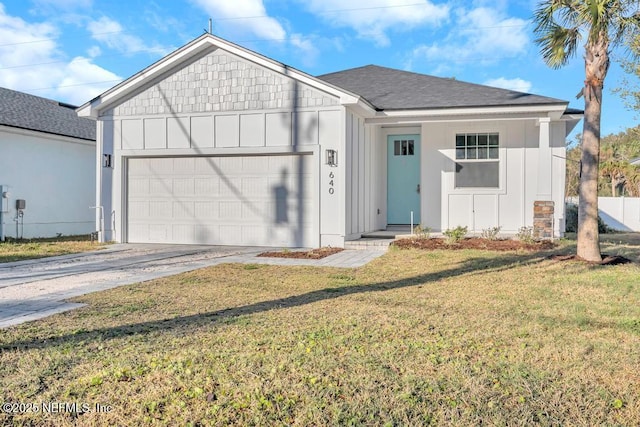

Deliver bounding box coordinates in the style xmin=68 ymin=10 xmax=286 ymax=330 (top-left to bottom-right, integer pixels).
xmin=392 ymin=237 xmax=556 ymax=252
xmin=257 ymin=247 xmax=344 ymax=259
xmin=393 ymin=237 xmax=634 ymax=265
xmin=547 ymin=254 xmax=633 ymax=265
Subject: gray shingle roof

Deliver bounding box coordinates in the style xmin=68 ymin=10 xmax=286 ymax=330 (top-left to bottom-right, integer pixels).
xmin=0 ymin=87 xmax=95 ymax=141
xmin=317 ymin=65 xmax=568 ymax=111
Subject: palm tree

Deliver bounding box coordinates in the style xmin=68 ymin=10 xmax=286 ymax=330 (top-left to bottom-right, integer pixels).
xmin=600 ymin=159 xmax=628 ymax=196
xmin=534 ymin=0 xmax=640 ymax=262
xmin=624 ymin=165 xmax=640 ymax=196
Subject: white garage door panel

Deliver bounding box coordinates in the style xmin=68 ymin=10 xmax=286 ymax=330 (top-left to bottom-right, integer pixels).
xmin=127 ymin=155 xmax=315 ymax=247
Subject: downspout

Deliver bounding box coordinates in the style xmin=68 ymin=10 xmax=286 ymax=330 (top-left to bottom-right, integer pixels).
xmin=95 ymin=120 xmax=104 ymax=242
xmin=0 ymin=186 xmax=10 ymax=242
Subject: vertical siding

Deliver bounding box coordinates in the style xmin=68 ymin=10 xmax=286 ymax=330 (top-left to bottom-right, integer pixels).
xmin=345 ymin=110 xmax=381 ymax=237
xmin=350 ymin=113 xmax=358 ymax=234
xmin=422 ymin=119 xmax=564 ymax=233
xmin=365 ymin=125 xmax=373 ymax=231
xmin=358 ymin=116 xmax=366 ymax=233
xmin=345 ymin=113 xmax=353 ymax=236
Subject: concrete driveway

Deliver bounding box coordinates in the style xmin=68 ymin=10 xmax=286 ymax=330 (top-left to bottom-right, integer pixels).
xmin=0 ymin=244 xmax=262 ymax=328
xmin=0 ymin=243 xmax=386 ymax=329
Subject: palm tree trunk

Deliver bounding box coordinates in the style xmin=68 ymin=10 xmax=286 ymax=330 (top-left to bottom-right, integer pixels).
xmin=577 ymin=38 xmax=608 ymax=262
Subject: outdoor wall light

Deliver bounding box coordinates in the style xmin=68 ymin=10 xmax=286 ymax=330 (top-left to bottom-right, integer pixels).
xmin=103 ymin=154 xmax=112 ymax=168
xmin=325 ymin=149 xmax=338 ymax=167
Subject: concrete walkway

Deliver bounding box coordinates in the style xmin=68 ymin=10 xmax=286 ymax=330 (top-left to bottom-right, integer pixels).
xmin=0 ymin=244 xmax=386 ymax=329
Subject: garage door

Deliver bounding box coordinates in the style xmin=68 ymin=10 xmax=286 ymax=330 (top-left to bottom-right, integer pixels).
xmin=126 ymin=155 xmax=316 ymax=247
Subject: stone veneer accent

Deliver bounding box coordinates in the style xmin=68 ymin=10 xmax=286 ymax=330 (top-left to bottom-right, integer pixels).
xmin=103 ymin=49 xmax=339 ymax=117
xmin=533 ymin=201 xmax=554 ymax=239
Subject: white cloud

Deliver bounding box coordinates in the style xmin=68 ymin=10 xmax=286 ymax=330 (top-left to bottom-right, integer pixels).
xmin=87 ymin=16 xmax=169 ymax=56
xmin=484 ymin=77 xmax=532 ymax=93
xmin=31 ymin=0 xmax=92 ymax=10
xmin=86 ymin=45 xmax=101 ymax=58
xmin=57 ymin=56 xmax=121 ymax=105
xmin=289 ymin=34 xmax=319 ymax=67
xmin=410 ymin=7 xmax=528 ymax=67
xmin=191 ymin=0 xmax=286 ymax=41
xmin=0 ymin=4 xmax=120 ymax=105
xmin=301 ymin=0 xmax=449 ymax=46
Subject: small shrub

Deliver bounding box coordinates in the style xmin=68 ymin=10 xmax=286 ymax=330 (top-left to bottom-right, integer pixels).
xmin=516 ymin=226 xmax=535 ymax=244
xmin=443 ymin=226 xmax=468 ymax=244
xmin=413 ymin=224 xmax=431 ymax=239
xmin=564 ymin=203 xmax=609 ymax=233
xmin=481 ymin=226 xmax=502 ymax=241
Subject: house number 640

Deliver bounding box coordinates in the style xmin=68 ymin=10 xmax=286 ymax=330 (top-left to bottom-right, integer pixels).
xmin=328 ymin=172 xmax=335 ymax=195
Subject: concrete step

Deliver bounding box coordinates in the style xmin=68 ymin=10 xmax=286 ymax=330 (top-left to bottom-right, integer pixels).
xmin=344 ymin=238 xmax=393 ymax=251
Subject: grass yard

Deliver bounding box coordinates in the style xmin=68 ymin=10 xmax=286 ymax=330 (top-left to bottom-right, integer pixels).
xmin=1 ymin=236 xmax=639 ymax=425
xmin=0 ymin=238 xmax=105 ymax=263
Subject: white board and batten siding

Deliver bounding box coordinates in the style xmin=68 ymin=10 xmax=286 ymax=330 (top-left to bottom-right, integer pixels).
xmin=344 ymin=110 xmax=386 ymax=239
xmin=421 ymin=119 xmax=567 ymax=235
xmin=100 ymin=47 xmax=346 ymax=247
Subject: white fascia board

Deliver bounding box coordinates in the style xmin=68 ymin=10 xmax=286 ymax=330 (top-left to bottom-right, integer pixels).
xmin=77 ymin=33 xmax=366 ymax=118
xmin=366 ymin=103 xmax=569 ymax=125
xmin=345 ymin=100 xmax=377 ymax=117
xmin=375 ymin=103 xmax=567 ymax=118
xmin=0 ymin=125 xmax=95 ymax=146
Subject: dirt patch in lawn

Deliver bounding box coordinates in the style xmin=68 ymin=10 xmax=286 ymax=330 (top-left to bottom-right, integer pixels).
xmin=548 ymin=253 xmax=633 ymax=265
xmin=393 ymin=237 xmax=556 ymax=252
xmin=257 ymin=247 xmax=344 ymax=259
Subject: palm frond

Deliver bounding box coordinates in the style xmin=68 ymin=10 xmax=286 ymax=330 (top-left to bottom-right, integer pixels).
xmin=535 ymin=24 xmax=581 ymax=68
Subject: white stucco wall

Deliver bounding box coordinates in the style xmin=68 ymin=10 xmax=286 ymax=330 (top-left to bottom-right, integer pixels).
xmin=0 ymin=127 xmax=95 ymax=239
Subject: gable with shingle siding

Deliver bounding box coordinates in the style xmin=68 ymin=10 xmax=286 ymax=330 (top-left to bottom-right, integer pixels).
xmin=102 ymin=49 xmax=339 ymax=117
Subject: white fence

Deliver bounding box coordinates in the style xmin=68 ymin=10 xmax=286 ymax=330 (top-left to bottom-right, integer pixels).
xmin=567 ymin=197 xmax=640 ymax=231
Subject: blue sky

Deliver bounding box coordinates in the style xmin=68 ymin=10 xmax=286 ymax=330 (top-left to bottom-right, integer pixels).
xmin=0 ymin=0 xmax=638 ymax=138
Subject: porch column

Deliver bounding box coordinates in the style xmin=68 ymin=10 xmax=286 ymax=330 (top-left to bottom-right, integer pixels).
xmin=536 ymin=117 xmax=552 ymax=200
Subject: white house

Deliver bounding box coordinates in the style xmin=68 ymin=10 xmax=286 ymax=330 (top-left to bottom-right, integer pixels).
xmin=0 ymin=88 xmax=96 ymax=240
xmin=78 ymin=34 xmax=582 ymax=247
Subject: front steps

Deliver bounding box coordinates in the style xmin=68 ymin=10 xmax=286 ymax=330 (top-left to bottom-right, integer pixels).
xmin=344 ymin=226 xmax=413 ymax=250
xmin=344 ymin=238 xmax=393 ymax=251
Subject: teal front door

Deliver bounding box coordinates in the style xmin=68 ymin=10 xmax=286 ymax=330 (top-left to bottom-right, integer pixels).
xmin=387 ymin=135 xmax=421 ymax=224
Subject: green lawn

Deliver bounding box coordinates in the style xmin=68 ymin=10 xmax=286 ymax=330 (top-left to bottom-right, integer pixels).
xmin=1 ymin=236 xmax=639 ymax=426
xmin=0 ymin=238 xmax=105 ymax=263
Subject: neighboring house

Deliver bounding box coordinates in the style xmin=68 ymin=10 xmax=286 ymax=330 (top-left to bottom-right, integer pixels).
xmin=78 ymin=34 xmax=582 ymax=247
xmin=0 ymin=87 xmax=96 ymax=240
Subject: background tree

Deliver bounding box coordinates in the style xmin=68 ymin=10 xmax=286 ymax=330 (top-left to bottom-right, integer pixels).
xmin=534 ymin=0 xmax=640 ymax=262
xmin=613 ymin=36 xmax=640 ymax=112
xmin=566 ymin=126 xmax=640 ymax=196
xmin=565 ymin=134 xmax=582 ymax=197
xmin=600 ymin=159 xmax=628 ymax=195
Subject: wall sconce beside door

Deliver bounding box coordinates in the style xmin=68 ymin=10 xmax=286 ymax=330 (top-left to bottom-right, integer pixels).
xmin=325 ymin=149 xmax=338 ymax=167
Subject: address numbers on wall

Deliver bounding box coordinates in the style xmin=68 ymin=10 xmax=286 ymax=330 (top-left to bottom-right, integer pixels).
xmin=328 ymin=171 xmax=335 ymax=195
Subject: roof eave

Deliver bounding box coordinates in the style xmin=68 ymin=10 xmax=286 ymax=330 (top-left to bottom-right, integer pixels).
xmin=561 ymin=110 xmax=584 ymax=136
xmin=374 ymin=103 xmax=569 ymax=118
xmin=0 ymin=124 xmax=95 ymax=143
